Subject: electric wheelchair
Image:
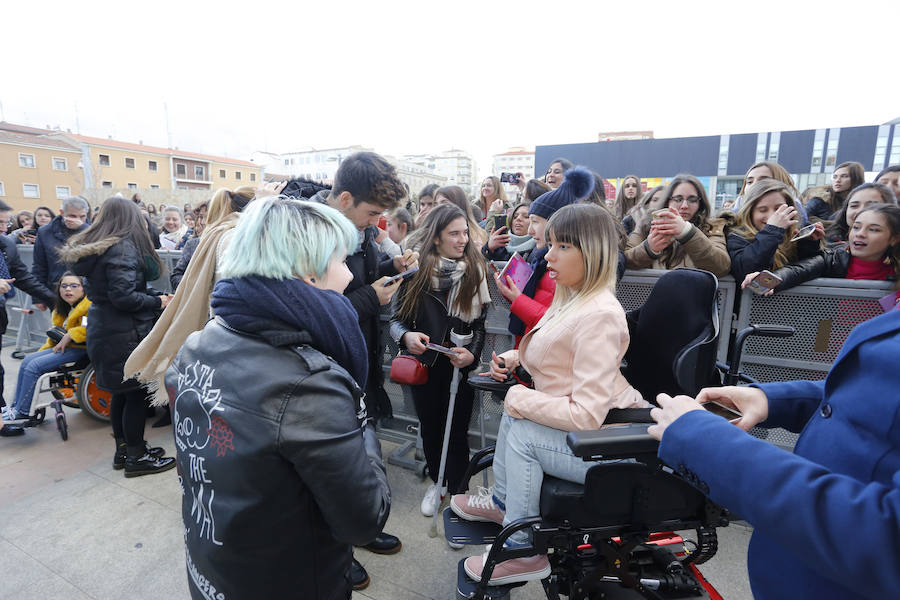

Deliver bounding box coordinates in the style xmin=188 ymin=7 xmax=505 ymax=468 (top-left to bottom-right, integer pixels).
xmin=446 ymin=268 xmax=793 ymax=599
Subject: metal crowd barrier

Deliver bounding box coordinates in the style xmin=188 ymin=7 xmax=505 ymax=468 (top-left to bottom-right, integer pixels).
xmin=4 ymin=245 xmax=893 ymax=454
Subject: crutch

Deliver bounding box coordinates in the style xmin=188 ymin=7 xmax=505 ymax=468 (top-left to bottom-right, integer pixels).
xmin=429 ymin=327 xmax=474 ymax=537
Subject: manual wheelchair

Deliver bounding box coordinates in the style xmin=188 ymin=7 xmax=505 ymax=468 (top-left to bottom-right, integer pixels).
xmin=11 ymin=356 xmax=111 ymax=441
xmin=446 ymin=268 xmax=793 ymax=599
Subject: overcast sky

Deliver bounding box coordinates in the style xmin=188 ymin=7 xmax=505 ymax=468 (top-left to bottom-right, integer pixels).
xmin=3 ymin=0 xmax=898 ymax=177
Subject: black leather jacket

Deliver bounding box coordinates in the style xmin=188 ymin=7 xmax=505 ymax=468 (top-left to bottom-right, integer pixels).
xmin=772 ymin=246 xmax=853 ymax=292
xmin=166 ymin=317 xmax=391 ymax=600
xmin=389 ymin=281 xmax=486 ymax=368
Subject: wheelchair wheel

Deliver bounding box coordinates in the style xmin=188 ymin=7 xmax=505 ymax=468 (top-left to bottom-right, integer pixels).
xmin=76 ymin=365 xmax=111 ymax=422
xmin=33 ymin=408 xmax=46 ymax=424
xmin=56 ymin=412 xmax=68 ymax=441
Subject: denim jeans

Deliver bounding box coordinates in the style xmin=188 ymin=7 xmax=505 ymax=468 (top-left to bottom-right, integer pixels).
xmin=492 ymin=413 xmax=593 ymax=546
xmin=11 ymin=347 xmax=87 ymax=416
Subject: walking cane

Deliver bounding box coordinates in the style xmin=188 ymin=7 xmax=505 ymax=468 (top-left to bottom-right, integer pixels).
xmin=429 ymin=326 xmax=474 ymax=538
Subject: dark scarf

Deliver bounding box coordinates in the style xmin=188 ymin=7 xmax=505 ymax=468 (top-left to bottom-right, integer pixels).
xmin=210 ymin=276 xmax=369 ymax=388
xmin=508 ymin=246 xmax=549 ymax=336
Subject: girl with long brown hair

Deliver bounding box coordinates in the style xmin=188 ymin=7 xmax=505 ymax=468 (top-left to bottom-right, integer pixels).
xmin=389 ymin=203 xmax=490 ymax=518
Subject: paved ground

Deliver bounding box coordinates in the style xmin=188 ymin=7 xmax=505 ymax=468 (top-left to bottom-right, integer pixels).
xmin=0 ymin=344 xmax=754 ymax=600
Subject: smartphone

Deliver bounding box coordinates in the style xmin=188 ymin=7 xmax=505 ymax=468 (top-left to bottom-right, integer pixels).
xmin=790 ymin=224 xmax=816 ymax=242
xmin=500 ymin=172 xmax=520 ymax=184
xmin=493 ymin=214 xmax=507 ymax=232
xmin=24 ymin=229 xmax=38 ymax=236
xmin=425 ymin=342 xmax=456 ymax=356
xmin=748 ymin=270 xmax=783 ymax=295
xmin=705 ymin=401 xmax=742 ymax=421
xmin=651 ymin=209 xmax=669 ymax=219
xmin=382 ymin=266 xmax=419 ymax=286
xmin=377 ymin=215 xmax=388 ymax=230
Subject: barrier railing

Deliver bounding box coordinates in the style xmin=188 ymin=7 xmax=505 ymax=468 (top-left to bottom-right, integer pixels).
xmin=5 ymin=244 xmax=893 ymax=454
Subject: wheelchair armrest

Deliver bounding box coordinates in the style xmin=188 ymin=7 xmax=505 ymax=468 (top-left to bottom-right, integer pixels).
xmin=724 ymin=324 xmax=796 ymax=385
xmin=466 ymin=373 xmax=515 ymax=394
xmin=566 ymin=424 xmax=659 ymax=460
xmin=747 ymin=324 xmax=795 ymax=338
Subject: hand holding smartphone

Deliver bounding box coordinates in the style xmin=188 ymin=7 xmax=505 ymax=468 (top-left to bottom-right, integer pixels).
xmin=790 ymin=224 xmax=816 ymax=242
xmin=382 ymin=266 xmax=419 ymax=286
xmin=747 ymin=270 xmax=782 ymax=294
xmin=704 ymin=401 xmax=742 ymax=422
xmin=425 ymin=342 xmax=457 ymax=356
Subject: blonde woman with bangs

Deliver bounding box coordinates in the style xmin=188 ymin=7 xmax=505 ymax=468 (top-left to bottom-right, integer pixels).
xmin=726 ymin=179 xmax=824 ymax=281
xmin=451 ymin=203 xmax=649 ymax=585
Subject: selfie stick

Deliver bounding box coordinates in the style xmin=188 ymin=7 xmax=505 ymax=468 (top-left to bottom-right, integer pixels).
xmin=429 ymin=327 xmax=475 ymax=538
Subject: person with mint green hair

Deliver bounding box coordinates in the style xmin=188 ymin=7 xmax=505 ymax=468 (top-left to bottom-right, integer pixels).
xmin=166 ymin=196 xmax=392 ymax=600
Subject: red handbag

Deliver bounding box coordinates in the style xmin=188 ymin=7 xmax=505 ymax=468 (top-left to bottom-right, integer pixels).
xmin=390 ymin=354 xmax=428 ymax=385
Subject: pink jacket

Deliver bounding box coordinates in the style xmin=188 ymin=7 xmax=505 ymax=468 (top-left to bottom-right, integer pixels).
xmin=500 ymin=288 xmax=647 ymax=431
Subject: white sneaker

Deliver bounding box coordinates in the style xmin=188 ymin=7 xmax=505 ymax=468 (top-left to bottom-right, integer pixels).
xmin=421 ymin=483 xmax=446 ymax=517
xmin=448 ymin=540 xmax=464 ymax=550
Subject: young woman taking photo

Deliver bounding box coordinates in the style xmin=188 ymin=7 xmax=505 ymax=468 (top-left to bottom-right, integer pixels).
xmin=625 ymin=174 xmax=731 ymax=277
xmin=61 ymin=197 xmax=174 ymax=477
xmin=389 ymin=203 xmax=491 ymax=518
xmin=726 ymin=179 xmax=823 ymax=282
xmin=451 ymin=203 xmax=648 ymax=585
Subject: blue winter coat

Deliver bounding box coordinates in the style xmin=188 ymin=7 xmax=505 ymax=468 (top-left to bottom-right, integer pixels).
xmin=658 ymin=309 xmax=900 ymax=599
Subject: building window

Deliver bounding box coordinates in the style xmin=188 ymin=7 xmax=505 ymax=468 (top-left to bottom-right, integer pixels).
xmin=125 ymin=157 xmax=135 ymax=169
xmin=890 ymin=128 xmax=900 ymax=165
xmin=150 ymin=184 xmax=160 ymax=190
xmin=810 ymin=129 xmax=826 ymax=172
xmin=102 ymin=181 xmax=113 ymax=188
xmin=284 ymin=158 xmax=290 ymax=166
xmin=219 ymin=169 xmax=226 ymax=178
xmin=19 ymin=153 xmax=35 ymax=168
xmin=149 ymin=160 xmax=158 ymax=172
xmin=99 ymin=154 xmax=110 ymax=166
xmin=194 ymin=166 xmax=204 ymax=179
xmin=250 ymin=173 xmax=256 ymax=182
xmin=767 ymin=132 xmax=781 ymax=162
xmin=177 ymin=185 xmax=188 ymax=190
xmin=717 ymin=135 xmax=730 ymax=176
xmin=56 ymin=186 xmax=71 ymax=199
xmin=873 ymin=124 xmax=890 ymax=171
xmin=52 ymin=157 xmax=68 ymax=171
xmin=235 ymin=171 xmax=242 ymax=180
xmin=0 ymin=182 xmax=5 ymax=196
xmin=127 ymin=183 xmax=138 ymax=190
xmin=755 ymin=133 xmax=768 ymax=163
xmin=23 ymin=184 xmax=40 ymax=198
xmin=824 ymin=128 xmax=840 ymax=171
xmin=176 ymin=163 xmax=186 ymax=176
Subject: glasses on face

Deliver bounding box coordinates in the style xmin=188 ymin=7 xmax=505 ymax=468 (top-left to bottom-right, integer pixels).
xmin=60 ymin=283 xmax=82 ymax=290
xmin=670 ymin=195 xmax=700 ymax=205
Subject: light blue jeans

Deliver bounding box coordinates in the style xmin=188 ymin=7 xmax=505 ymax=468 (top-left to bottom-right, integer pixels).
xmin=492 ymin=413 xmax=593 ymax=546
xmin=11 ymin=347 xmax=88 ymax=417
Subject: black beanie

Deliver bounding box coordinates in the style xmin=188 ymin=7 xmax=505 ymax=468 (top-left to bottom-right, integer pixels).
xmin=528 ymin=166 xmax=595 ymax=220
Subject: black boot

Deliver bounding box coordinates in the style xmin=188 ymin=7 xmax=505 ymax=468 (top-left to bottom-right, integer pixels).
xmin=113 ymin=439 xmax=165 ymax=470
xmin=124 ymin=443 xmax=176 ymax=478
xmin=350 ymin=557 xmax=370 ymax=591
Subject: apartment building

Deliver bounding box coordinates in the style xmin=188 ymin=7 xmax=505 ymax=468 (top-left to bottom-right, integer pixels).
xmin=404 ymin=150 xmax=478 ymax=199
xmin=492 ymin=147 xmax=535 ymax=199
xmin=0 ymin=123 xmax=84 ymax=212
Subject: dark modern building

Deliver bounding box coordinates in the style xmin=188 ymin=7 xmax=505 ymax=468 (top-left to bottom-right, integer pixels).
xmin=536 ymin=120 xmax=900 ymax=207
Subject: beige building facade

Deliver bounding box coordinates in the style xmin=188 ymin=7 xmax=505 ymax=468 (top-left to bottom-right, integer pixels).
xmin=0 ymin=127 xmax=84 ymax=212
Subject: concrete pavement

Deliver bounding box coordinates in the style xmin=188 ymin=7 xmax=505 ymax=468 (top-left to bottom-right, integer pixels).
xmin=0 ymin=344 xmax=754 ymax=599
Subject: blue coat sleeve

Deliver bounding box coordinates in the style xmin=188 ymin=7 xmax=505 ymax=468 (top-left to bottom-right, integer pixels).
xmin=658 ymin=409 xmax=900 ymax=598
xmin=754 ymin=379 xmax=824 ymax=432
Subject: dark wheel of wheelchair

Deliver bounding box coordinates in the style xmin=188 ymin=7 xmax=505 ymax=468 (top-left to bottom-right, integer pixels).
xmin=56 ymin=412 xmax=68 ymax=441
xmin=34 ymin=408 xmax=46 ymax=424
xmin=76 ymin=365 xmax=111 ymax=422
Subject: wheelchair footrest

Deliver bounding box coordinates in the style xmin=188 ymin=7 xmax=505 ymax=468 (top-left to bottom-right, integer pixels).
xmin=444 ymin=507 xmax=502 ymax=546
xmin=455 ymin=558 xmax=525 ymax=600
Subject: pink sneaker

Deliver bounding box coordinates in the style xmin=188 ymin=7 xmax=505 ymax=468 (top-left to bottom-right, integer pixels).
xmin=450 ymin=490 xmax=505 ymax=525
xmin=464 ymin=551 xmax=551 ymax=585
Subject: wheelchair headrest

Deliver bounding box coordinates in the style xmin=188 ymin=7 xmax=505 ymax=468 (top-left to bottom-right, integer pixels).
xmin=623 ymin=269 xmax=719 ymax=401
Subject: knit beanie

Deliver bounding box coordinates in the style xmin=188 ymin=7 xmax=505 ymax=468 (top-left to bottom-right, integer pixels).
xmin=528 ymin=166 xmax=595 ymax=220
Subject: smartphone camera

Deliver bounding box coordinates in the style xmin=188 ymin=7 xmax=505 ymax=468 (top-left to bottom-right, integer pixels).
xmin=500 ymin=172 xmax=521 ymax=184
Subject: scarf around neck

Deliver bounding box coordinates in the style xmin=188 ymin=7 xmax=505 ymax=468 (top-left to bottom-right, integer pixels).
xmin=431 ymin=256 xmax=491 ymax=323
xmin=210 ymin=276 xmax=369 ymax=389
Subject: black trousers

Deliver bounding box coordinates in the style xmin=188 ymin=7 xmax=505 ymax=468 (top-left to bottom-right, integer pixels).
xmin=410 ymin=356 xmax=475 ymax=493
xmin=0 ymin=308 xmax=8 ymax=408
xmin=110 ymin=388 xmax=148 ymax=447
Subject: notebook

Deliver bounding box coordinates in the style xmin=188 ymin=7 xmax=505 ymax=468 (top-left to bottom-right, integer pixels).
xmin=498 ymin=252 xmax=534 ymax=290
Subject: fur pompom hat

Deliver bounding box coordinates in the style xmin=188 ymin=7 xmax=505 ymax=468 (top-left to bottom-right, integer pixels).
xmin=529 ymin=166 xmax=595 ymax=220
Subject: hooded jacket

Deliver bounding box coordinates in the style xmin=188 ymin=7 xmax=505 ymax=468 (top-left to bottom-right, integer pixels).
xmin=32 ymin=215 xmax=87 ymax=289
xmin=166 ymin=317 xmax=390 ymax=600
xmin=62 ymin=237 xmax=162 ymax=392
